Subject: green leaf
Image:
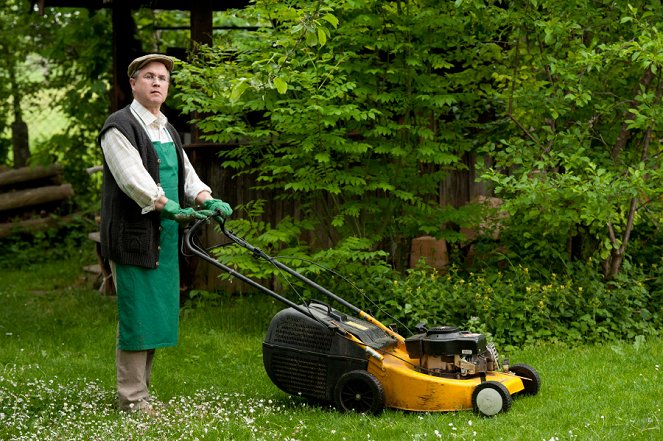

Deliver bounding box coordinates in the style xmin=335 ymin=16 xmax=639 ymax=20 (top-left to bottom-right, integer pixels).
xmin=321 ymin=13 xmax=339 ymax=28
xmin=230 ymin=80 xmax=249 ymax=102
xmin=317 ymin=26 xmax=327 ymax=47
xmin=273 ymin=77 xmax=288 ymax=94
xmin=305 ymin=30 xmax=318 ymax=46
xmin=314 ymin=152 xmax=330 ymax=163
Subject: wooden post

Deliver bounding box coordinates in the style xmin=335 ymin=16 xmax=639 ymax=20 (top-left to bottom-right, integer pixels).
xmin=191 ymin=0 xmax=214 ymax=47
xmin=184 ymin=1 xmax=217 ymax=293
xmin=111 ymin=0 xmax=142 ymax=112
xmin=190 ymin=0 xmax=213 ymax=145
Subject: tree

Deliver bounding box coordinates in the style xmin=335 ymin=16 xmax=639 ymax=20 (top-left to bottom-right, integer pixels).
xmin=37 ymin=6 xmax=112 ymax=195
xmin=0 ymin=0 xmax=112 ymax=186
xmin=0 ymin=0 xmax=50 ymax=167
xmin=174 ymin=0 xmax=496 ymax=270
xmin=480 ymin=1 xmax=663 ymax=279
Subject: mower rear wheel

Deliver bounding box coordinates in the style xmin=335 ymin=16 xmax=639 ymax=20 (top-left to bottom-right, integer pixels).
xmin=510 ymin=363 xmax=541 ymax=396
xmin=334 ymin=370 xmax=385 ymax=415
xmin=472 ymin=381 xmax=512 ymax=417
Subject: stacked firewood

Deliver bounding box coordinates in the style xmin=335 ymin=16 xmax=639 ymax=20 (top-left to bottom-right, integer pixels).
xmin=0 ymin=164 xmax=75 ymax=238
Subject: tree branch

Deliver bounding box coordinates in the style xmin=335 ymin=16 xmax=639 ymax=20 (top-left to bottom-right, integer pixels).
xmin=611 ymin=66 xmax=655 ymax=161
xmin=507 ymin=32 xmax=542 ymax=147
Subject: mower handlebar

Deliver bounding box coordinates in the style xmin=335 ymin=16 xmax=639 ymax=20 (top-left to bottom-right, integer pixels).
xmin=184 ymin=211 xmax=407 ymax=344
xmin=184 ymin=211 xmax=366 ymax=317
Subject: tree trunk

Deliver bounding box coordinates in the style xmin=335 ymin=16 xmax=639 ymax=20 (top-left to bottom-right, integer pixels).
xmin=603 ymin=197 xmax=638 ymax=280
xmin=9 ymin=57 xmax=30 ymax=169
xmin=603 ymin=252 xmax=624 ymax=281
xmin=11 ymin=120 xmax=30 ymax=169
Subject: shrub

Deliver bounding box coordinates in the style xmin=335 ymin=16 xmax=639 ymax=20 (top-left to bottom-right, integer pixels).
xmin=372 ymin=261 xmax=661 ymax=347
xmin=0 ymin=219 xmax=93 ymax=269
xmin=209 ymin=209 xmax=397 ymax=310
xmin=197 ymin=205 xmax=661 ymax=348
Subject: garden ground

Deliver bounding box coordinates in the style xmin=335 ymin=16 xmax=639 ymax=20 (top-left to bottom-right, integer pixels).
xmin=1 ymin=259 xmax=661 ymax=440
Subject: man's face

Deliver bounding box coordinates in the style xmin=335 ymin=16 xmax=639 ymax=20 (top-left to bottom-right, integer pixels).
xmin=130 ymin=61 xmax=170 ymax=111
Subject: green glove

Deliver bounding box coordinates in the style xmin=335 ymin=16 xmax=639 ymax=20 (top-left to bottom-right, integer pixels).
xmin=202 ymin=198 xmax=233 ymax=218
xmin=161 ymin=200 xmax=209 ymax=223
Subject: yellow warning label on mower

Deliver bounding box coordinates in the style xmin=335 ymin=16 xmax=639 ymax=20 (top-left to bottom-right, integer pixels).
xmin=345 ymin=320 xmax=369 ymax=331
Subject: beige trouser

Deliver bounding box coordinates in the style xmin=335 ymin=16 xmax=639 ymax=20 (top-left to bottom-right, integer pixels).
xmin=111 ymin=260 xmax=156 ymax=411
xmin=116 ymin=346 xmax=155 ymax=410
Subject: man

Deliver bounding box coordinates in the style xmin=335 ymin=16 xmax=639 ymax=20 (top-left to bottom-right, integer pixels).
xmin=98 ymin=53 xmax=232 ymax=414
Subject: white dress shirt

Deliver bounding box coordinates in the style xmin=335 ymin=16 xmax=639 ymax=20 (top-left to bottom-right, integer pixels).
xmin=100 ymin=100 xmax=211 ymax=213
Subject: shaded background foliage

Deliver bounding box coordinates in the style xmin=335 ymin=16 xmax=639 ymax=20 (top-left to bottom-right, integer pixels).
xmin=175 ymin=0 xmax=504 ymax=267
xmin=173 ymin=0 xmax=663 ymax=342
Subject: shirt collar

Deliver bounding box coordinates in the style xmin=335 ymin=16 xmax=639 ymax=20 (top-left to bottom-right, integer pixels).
xmin=130 ymin=100 xmax=168 ymax=128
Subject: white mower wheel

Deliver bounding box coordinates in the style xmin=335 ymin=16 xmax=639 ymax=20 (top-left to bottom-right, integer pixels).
xmin=472 ymin=381 xmax=512 ymax=417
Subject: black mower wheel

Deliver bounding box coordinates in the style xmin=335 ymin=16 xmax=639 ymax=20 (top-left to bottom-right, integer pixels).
xmin=472 ymin=381 xmax=512 ymax=417
xmin=334 ymin=370 xmax=385 ymax=415
xmin=510 ymin=363 xmax=541 ymax=396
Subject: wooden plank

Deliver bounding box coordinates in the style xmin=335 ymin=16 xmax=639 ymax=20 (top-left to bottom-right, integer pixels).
xmin=39 ymin=0 xmax=250 ymax=11
xmin=0 ymin=184 xmax=74 ymax=213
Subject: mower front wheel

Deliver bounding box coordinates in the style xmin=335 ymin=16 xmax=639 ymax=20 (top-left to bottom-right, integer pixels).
xmin=472 ymin=381 xmax=512 ymax=417
xmin=334 ymin=370 xmax=385 ymax=415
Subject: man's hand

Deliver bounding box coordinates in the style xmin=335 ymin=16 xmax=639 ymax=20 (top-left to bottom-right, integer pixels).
xmin=161 ymin=200 xmax=209 ymax=223
xmin=202 ymin=198 xmax=233 ymax=218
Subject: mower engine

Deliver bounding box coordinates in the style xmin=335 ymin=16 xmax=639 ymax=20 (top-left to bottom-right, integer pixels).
xmin=404 ymin=326 xmax=500 ymax=378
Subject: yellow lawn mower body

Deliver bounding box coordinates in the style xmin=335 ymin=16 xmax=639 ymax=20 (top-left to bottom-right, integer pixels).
xmin=185 ymin=217 xmax=541 ymax=417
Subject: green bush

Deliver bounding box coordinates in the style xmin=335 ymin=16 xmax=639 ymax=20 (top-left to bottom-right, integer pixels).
xmin=0 ymin=219 xmax=93 ymax=269
xmin=372 ymin=261 xmax=661 ymax=348
xmin=206 ymin=209 xmax=661 ymax=347
xmin=209 ymin=205 xmax=396 ymax=307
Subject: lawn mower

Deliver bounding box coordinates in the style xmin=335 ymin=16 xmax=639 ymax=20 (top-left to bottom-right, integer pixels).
xmin=184 ymin=215 xmax=541 ymax=416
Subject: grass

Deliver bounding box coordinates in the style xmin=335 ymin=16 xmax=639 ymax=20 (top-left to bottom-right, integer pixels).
xmin=1 ymin=256 xmax=661 ymax=440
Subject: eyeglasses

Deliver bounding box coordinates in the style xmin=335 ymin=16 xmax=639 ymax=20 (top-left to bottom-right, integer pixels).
xmin=141 ymin=73 xmax=170 ymax=83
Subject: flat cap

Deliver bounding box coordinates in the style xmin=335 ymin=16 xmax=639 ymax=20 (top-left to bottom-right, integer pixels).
xmin=127 ymin=54 xmax=174 ymax=78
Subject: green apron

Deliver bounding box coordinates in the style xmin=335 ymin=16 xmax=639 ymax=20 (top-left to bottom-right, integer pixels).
xmin=116 ymin=139 xmax=180 ymax=351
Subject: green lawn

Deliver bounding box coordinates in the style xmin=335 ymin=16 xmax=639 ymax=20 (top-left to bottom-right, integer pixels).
xmin=1 ymin=258 xmax=661 ymax=440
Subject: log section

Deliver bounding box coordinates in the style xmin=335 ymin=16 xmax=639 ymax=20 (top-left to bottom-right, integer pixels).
xmin=0 ymin=184 xmax=74 ymax=213
xmin=0 ymin=164 xmax=63 ymax=187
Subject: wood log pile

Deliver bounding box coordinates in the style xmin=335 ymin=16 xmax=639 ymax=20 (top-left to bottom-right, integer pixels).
xmin=0 ymin=164 xmax=75 ymax=238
